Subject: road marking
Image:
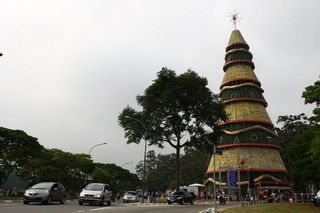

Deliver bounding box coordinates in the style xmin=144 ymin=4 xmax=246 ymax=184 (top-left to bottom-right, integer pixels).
xmin=73 ymin=206 xmax=117 ymax=212
xmin=89 ymin=206 xmax=113 ymax=211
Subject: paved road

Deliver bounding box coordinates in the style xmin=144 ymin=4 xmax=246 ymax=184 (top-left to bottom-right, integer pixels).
xmin=0 ymin=200 xmax=239 ymax=213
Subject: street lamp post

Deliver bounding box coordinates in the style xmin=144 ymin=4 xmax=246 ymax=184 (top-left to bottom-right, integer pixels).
xmin=125 ymin=116 xmax=147 ymax=203
xmin=87 ymin=142 xmax=107 ymax=182
xmin=121 ymin=161 xmax=133 ymax=167
xmin=89 ymin=142 xmax=107 ymax=156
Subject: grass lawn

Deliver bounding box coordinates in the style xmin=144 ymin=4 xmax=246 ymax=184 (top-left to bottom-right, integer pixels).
xmin=223 ymin=203 xmax=320 ymax=213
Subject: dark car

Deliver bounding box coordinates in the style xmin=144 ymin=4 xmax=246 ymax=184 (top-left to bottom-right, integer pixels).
xmin=23 ymin=182 xmax=66 ymax=205
xmin=167 ymin=191 xmax=196 ymax=205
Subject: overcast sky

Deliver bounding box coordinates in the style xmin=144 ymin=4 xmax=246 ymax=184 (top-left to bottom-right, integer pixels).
xmin=0 ymin=0 xmax=319 ymax=173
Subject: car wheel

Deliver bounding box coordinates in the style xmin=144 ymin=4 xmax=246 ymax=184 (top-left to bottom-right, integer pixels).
xmin=190 ymin=199 xmax=194 ymax=205
xmin=79 ymin=201 xmax=83 ymax=205
xmin=99 ymin=197 xmax=104 ymax=206
xmin=168 ymin=201 xmax=171 ymax=205
xmin=23 ymin=201 xmax=29 ymax=205
xmin=44 ymin=196 xmax=52 ymax=205
xmin=180 ymin=199 xmax=184 ymax=205
xmin=60 ymin=197 xmax=65 ymax=204
xmin=107 ymin=201 xmax=111 ymax=206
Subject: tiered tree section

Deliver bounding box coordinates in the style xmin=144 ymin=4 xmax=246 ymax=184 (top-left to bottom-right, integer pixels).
xmin=206 ymin=30 xmax=290 ymax=189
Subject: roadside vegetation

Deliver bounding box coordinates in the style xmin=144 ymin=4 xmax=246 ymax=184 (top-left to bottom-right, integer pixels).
xmin=223 ymin=203 xmax=320 ymax=213
xmin=275 ymin=78 xmax=320 ymax=192
xmin=0 ymin=127 xmax=140 ymax=194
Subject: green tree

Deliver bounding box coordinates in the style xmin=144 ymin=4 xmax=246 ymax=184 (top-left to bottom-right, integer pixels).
xmin=135 ymin=148 xmax=210 ymax=192
xmin=275 ymin=113 xmax=310 ymax=146
xmin=136 ymin=150 xmax=175 ymax=192
xmin=275 ymin=78 xmax=320 ymax=191
xmin=282 ymin=126 xmax=320 ymax=191
xmin=119 ymin=67 xmax=227 ymax=191
xmin=0 ymin=127 xmax=43 ymax=186
xmin=22 ymin=149 xmax=94 ymax=191
xmin=302 ymin=78 xmax=320 ymax=186
xmin=180 ymin=147 xmax=211 ymax=185
xmin=93 ymin=163 xmax=140 ymax=193
xmin=302 ymin=79 xmax=320 ymax=122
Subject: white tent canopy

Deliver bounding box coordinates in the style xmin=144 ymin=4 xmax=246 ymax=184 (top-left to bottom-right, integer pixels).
xmin=189 ymin=183 xmax=205 ymax=187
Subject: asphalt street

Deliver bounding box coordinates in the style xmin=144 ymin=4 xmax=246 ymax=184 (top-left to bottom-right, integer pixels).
xmin=0 ymin=199 xmax=240 ymax=213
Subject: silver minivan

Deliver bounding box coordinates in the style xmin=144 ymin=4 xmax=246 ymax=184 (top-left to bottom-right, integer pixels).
xmin=79 ymin=183 xmax=112 ymax=206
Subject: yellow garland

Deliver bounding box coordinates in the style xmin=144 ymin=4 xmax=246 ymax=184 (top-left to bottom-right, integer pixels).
xmin=204 ymin=174 xmax=283 ymax=186
xmin=220 ymin=82 xmax=263 ymax=92
xmin=223 ymin=125 xmax=276 ymax=136
xmin=204 ymin=178 xmax=227 ymax=186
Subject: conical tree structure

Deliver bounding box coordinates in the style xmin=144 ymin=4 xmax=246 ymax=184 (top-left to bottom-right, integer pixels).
xmin=206 ymin=29 xmax=290 ymax=195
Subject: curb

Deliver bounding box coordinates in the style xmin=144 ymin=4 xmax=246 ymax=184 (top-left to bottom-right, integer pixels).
xmin=0 ymin=200 xmax=22 ymax=203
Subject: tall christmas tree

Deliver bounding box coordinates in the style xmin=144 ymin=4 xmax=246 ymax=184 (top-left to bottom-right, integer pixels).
xmin=206 ymin=26 xmax=291 ymax=198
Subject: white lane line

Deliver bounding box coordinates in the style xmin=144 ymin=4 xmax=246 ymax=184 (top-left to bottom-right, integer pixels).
xmin=90 ymin=206 xmax=113 ymax=211
xmin=72 ymin=207 xmax=112 ymax=212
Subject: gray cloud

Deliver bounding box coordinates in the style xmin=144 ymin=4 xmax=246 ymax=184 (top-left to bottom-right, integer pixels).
xmin=0 ymin=0 xmax=319 ymax=172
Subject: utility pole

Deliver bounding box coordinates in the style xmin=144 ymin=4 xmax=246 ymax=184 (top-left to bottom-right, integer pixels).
xmin=125 ymin=116 xmax=148 ymax=203
xmin=213 ymin=145 xmax=217 ymax=213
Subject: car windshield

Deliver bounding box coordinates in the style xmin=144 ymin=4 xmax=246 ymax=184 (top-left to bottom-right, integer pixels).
xmin=31 ymin=183 xmax=53 ymax=190
xmin=125 ymin=191 xmax=137 ymax=195
xmin=171 ymin=191 xmax=184 ymax=196
xmin=85 ymin=184 xmax=103 ymax=191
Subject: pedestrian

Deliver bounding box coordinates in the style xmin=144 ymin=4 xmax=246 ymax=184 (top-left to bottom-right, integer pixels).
xmin=222 ymin=190 xmax=226 ymax=205
xmin=148 ymin=191 xmax=153 ymax=203
xmin=219 ymin=191 xmax=223 ymax=205
xmin=152 ymin=191 xmax=156 ymax=202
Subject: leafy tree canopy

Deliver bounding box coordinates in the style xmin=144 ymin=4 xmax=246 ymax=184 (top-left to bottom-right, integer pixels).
xmin=282 ymin=126 xmax=320 ymax=191
xmin=276 ymin=113 xmax=310 ymax=145
xmin=276 ymin=78 xmax=320 ymax=192
xmin=302 ymin=79 xmax=320 ymax=122
xmin=136 ymin=150 xmax=176 ymax=192
xmin=119 ymin=67 xmax=227 ymax=190
xmin=135 ymin=148 xmax=211 ymax=192
xmin=0 ymin=127 xmax=43 ymax=186
xmin=93 ymin=163 xmax=140 ymax=193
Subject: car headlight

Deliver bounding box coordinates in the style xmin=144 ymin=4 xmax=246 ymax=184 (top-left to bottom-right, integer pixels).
xmin=95 ymin=194 xmax=101 ymax=198
xmin=177 ymin=196 xmax=183 ymax=199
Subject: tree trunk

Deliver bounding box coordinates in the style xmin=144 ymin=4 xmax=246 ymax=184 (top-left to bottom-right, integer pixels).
xmin=175 ymin=146 xmax=180 ymax=191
